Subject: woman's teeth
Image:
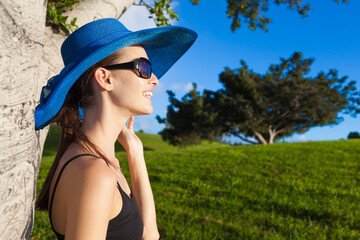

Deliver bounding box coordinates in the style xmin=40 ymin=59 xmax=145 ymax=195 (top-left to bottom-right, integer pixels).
xmin=143 ymin=92 xmax=153 ymax=97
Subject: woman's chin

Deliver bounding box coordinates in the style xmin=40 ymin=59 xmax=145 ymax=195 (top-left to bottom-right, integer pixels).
xmin=132 ymin=107 xmax=153 ymax=116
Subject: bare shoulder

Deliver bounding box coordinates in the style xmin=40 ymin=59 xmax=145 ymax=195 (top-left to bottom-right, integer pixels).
xmin=61 ymin=155 xmax=117 ymax=239
xmin=62 ymin=155 xmax=116 ymax=194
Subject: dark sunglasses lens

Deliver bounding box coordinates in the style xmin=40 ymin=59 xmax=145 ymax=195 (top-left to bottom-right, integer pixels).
xmin=139 ymin=59 xmax=151 ymax=79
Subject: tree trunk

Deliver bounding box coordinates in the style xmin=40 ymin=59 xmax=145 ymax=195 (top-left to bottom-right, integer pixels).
xmin=0 ymin=0 xmax=134 ymax=239
xmin=0 ymin=1 xmax=46 ymax=239
xmin=254 ymin=131 xmax=268 ymax=145
xmin=268 ymin=125 xmax=277 ymax=144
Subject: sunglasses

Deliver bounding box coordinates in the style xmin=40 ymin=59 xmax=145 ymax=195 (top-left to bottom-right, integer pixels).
xmin=103 ymin=57 xmax=152 ymax=79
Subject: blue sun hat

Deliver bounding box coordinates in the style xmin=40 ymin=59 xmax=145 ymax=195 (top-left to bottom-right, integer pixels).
xmin=35 ymin=18 xmax=197 ymax=130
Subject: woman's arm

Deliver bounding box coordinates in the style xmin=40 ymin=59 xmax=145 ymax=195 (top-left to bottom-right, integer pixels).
xmin=127 ymin=147 xmax=159 ymax=240
xmin=117 ymin=117 xmax=159 ymax=240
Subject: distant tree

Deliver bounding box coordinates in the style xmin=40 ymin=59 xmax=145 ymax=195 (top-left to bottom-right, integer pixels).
xmin=216 ymin=52 xmax=360 ymax=144
xmin=137 ymin=0 xmax=348 ymax=32
xmin=158 ymin=52 xmax=360 ymax=146
xmin=348 ymin=132 xmax=360 ymax=139
xmin=156 ymin=84 xmax=224 ymax=146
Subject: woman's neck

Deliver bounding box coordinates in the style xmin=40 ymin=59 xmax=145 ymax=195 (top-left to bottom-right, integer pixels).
xmin=79 ymin=106 xmax=129 ymax=162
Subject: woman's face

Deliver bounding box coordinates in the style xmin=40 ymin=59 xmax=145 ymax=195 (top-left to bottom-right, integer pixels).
xmin=106 ymin=45 xmax=159 ymax=116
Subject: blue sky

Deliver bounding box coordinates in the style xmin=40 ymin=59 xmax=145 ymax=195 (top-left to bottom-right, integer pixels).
xmin=120 ymin=0 xmax=360 ymax=143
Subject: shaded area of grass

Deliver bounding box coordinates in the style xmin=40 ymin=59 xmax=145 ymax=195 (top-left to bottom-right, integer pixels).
xmin=32 ymin=124 xmax=360 ymax=239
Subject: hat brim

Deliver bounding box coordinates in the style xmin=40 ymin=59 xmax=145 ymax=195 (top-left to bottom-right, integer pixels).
xmin=35 ymin=26 xmax=197 ymax=130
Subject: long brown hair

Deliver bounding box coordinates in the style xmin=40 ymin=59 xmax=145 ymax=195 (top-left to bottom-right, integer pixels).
xmin=36 ymin=51 xmax=121 ymax=211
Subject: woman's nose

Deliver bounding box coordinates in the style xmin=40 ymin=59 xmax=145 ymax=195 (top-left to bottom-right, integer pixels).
xmin=149 ymin=74 xmax=159 ymax=86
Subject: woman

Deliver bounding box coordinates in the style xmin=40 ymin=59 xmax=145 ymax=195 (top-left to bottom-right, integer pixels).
xmin=35 ymin=18 xmax=197 ymax=240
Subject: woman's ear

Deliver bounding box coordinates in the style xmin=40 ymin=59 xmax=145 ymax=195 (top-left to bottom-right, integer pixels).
xmin=94 ymin=67 xmax=114 ymax=91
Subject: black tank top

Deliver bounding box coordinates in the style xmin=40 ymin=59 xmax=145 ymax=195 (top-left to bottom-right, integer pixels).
xmin=49 ymin=153 xmax=143 ymax=240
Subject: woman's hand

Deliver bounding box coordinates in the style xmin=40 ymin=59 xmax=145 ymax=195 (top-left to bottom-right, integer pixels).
xmin=117 ymin=116 xmax=143 ymax=152
xmin=118 ymin=118 xmax=159 ymax=239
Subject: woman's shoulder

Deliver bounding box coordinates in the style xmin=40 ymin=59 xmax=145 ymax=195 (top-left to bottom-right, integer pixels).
xmin=59 ymin=153 xmax=117 ymax=212
xmin=59 ymin=153 xmax=118 ymax=238
xmin=60 ymin=152 xmax=116 ymax=189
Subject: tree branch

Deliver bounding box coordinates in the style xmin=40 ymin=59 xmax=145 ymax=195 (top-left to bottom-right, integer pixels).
xmin=274 ymin=110 xmax=290 ymax=131
xmin=134 ymin=2 xmax=152 ymax=8
xmin=275 ymin=128 xmax=285 ymax=135
xmin=230 ymin=131 xmax=258 ymax=144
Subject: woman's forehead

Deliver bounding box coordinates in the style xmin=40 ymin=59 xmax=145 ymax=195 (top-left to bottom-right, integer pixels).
xmin=119 ymin=44 xmax=146 ymax=54
xmin=116 ymin=44 xmax=148 ymax=61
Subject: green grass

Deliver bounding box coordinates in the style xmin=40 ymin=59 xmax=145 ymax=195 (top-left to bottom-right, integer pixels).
xmin=32 ymin=124 xmax=360 ymax=239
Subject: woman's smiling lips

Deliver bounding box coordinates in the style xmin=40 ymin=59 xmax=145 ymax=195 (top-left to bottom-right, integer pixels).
xmin=142 ymin=90 xmax=153 ymax=101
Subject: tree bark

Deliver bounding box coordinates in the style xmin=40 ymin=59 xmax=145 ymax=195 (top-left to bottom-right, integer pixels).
xmin=0 ymin=0 xmax=134 ymax=239
xmin=0 ymin=1 xmax=46 ymax=239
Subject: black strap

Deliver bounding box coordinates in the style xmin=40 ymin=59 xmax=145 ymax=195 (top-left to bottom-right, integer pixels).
xmin=49 ymin=153 xmax=100 ymax=232
xmin=104 ymin=163 xmax=130 ymax=198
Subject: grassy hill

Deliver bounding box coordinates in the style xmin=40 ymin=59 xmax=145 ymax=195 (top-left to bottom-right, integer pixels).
xmin=32 ymin=124 xmax=360 ymax=239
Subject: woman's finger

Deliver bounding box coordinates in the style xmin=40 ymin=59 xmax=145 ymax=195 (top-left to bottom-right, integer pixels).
xmin=128 ymin=116 xmax=134 ymax=130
